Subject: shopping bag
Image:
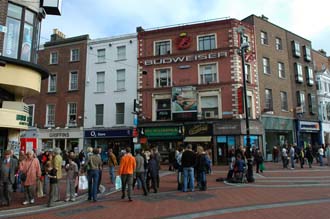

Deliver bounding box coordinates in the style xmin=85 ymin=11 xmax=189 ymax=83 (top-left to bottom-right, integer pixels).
xmin=115 ymin=175 xmax=122 ymax=190
xmin=259 ymin=163 xmax=265 ymax=171
xmin=78 ymin=175 xmax=88 ymax=190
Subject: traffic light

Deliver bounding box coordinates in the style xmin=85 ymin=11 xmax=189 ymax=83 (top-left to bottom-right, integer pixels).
xmin=133 ymin=99 xmax=139 ymax=113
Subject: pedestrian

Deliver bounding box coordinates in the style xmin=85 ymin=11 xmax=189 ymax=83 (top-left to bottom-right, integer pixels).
xmin=133 ymin=149 xmax=148 ymax=196
xmin=273 ymin=146 xmax=279 ymax=162
xmin=175 ymin=146 xmax=183 ymax=190
xmin=0 ymin=150 xmax=18 ymax=207
xmin=45 ymin=162 xmax=57 ymax=207
xmin=325 ymin=144 xmax=330 ymax=166
xmin=318 ymin=146 xmax=324 ymax=166
xmin=119 ymin=147 xmax=136 ymax=201
xmin=147 ymin=154 xmax=158 ymax=193
xmin=19 ymin=150 xmax=41 ymax=205
xmin=255 ymin=149 xmax=264 ymax=173
xmin=86 ymin=148 xmax=102 ymax=202
xmin=65 ymin=155 xmax=78 ymax=202
xmin=299 ymin=147 xmax=305 ymax=168
xmin=181 ymin=144 xmax=195 ymax=192
xmin=305 ymin=144 xmax=314 ymax=168
xmin=281 ymin=146 xmax=288 ymax=168
xmin=289 ymin=144 xmax=295 ymax=169
xmin=195 ymin=146 xmax=208 ymax=191
xmin=97 ymin=147 xmax=103 ymax=193
xmin=151 ymin=147 xmax=161 ymax=188
xmin=108 ymin=148 xmax=117 ymax=185
xmin=52 ymin=147 xmax=63 ymax=202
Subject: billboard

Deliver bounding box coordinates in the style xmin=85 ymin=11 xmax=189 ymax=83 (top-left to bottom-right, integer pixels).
xmin=172 ymin=86 xmax=197 ymax=120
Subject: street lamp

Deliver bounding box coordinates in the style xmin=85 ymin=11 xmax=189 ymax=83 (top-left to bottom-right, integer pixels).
xmin=237 ymin=26 xmax=254 ymax=183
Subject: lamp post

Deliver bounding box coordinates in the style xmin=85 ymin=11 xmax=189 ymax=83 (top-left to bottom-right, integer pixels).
xmin=237 ymin=26 xmax=254 ymax=182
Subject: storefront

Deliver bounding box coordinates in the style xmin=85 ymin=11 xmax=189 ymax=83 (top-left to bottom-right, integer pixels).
xmin=296 ymin=120 xmax=321 ymax=148
xmin=213 ymin=119 xmax=264 ymax=164
xmin=321 ymin=121 xmax=330 ymax=145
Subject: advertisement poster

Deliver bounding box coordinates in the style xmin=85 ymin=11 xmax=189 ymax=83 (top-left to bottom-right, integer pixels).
xmin=4 ymin=18 xmax=20 ymax=58
xmin=21 ymin=24 xmax=33 ymax=61
xmin=172 ymin=86 xmax=197 ymax=112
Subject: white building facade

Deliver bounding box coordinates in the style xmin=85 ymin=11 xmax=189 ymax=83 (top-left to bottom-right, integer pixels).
xmin=84 ymin=34 xmax=138 ymax=156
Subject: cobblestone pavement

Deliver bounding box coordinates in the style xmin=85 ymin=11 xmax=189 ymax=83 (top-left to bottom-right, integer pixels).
xmin=1 ymin=161 xmax=330 ymax=219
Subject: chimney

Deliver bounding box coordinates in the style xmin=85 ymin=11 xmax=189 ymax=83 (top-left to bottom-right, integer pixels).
xmin=50 ymin=28 xmax=66 ymax=42
xmin=319 ymin=49 xmax=327 ymax=56
xmin=260 ymin=14 xmax=269 ymax=21
xmin=136 ymin=26 xmax=144 ymax=33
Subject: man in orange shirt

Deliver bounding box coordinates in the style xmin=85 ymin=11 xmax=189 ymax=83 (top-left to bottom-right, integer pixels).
xmin=119 ymin=147 xmax=136 ymax=201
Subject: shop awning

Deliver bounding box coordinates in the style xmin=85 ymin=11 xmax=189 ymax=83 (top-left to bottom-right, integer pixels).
xmin=184 ymin=136 xmax=212 ymax=142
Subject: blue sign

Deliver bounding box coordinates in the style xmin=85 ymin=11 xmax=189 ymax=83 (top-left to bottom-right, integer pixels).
xmin=84 ymin=129 xmax=132 ymax=138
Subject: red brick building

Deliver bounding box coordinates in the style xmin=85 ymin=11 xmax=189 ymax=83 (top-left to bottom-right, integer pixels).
xmin=137 ymin=18 xmax=263 ymax=163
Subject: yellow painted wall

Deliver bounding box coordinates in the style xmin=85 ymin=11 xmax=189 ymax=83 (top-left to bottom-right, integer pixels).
xmin=0 ymin=108 xmax=29 ymax=130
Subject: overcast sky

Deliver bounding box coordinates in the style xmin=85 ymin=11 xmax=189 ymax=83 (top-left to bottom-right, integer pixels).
xmin=41 ymin=0 xmax=330 ymax=54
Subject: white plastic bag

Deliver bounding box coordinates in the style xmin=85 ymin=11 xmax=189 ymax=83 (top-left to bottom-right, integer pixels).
xmin=78 ymin=175 xmax=88 ymax=190
xmin=115 ymin=175 xmax=122 ymax=190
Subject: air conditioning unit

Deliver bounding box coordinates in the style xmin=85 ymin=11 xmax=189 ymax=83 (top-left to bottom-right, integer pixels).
xmin=204 ymin=111 xmax=215 ymax=119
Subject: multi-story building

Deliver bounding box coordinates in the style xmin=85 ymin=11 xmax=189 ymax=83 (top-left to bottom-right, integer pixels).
xmin=244 ymin=15 xmax=320 ymax=158
xmin=313 ymin=49 xmax=330 ymax=144
xmin=24 ymin=29 xmax=88 ymax=152
xmin=137 ymin=19 xmax=263 ymax=164
xmin=84 ymin=34 xmax=137 ymax=157
xmin=0 ymin=0 xmax=60 ymax=156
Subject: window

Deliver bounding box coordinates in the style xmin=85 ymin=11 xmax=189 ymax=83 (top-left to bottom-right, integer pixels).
xmin=46 ymin=104 xmax=55 ymax=126
xmin=156 ymin=99 xmax=171 ymax=121
xmin=280 ymin=91 xmax=288 ymax=111
xmin=278 ymin=62 xmax=285 ymax=78
xmin=95 ymin=104 xmax=104 ymax=126
xmin=48 ymin=74 xmax=57 ymax=93
xmin=294 ymin=63 xmax=303 ymax=83
xmin=316 ymin=80 xmax=322 ymax=91
xmin=245 ymin=64 xmax=251 ymax=83
xmin=96 ymin=71 xmax=105 ymax=92
xmin=154 ymin=40 xmax=171 ymax=56
xmin=265 ymin=89 xmax=273 ymax=111
xmin=198 ymin=34 xmax=216 ymax=51
xmin=247 ymin=94 xmax=253 ymax=118
xmin=116 ymin=69 xmax=125 ymax=90
xmin=155 ymin=68 xmax=171 ymax=87
xmin=117 ymin=46 xmax=126 ymax=60
xmin=27 ymin=104 xmax=34 ymax=127
xmin=201 ymin=96 xmax=218 ymax=119
xmin=3 ymin=3 xmax=41 ymax=63
xmin=275 ymin=37 xmax=282 ymax=50
xmin=199 ymin=63 xmax=217 ymax=84
xmin=97 ymin=49 xmax=106 ymax=62
xmin=70 ymin=48 xmax=79 ymax=62
xmin=305 ymin=66 xmax=314 ymax=86
xmin=325 ymin=82 xmax=328 ymax=92
xmin=308 ymin=94 xmax=317 ymax=115
xmin=116 ymin=103 xmax=125 ymax=124
xmin=327 ymin=103 xmax=330 ymax=121
xmin=50 ymin=52 xmax=58 ymax=64
xmin=261 ymin=31 xmax=268 ymax=45
xmin=263 ymin=57 xmax=270 ymax=74
xmin=67 ymin=103 xmax=77 ymax=126
xmin=303 ymin=46 xmax=311 ymax=62
xmin=292 ymin=41 xmax=301 ymax=57
xmin=296 ymin=91 xmax=305 ymax=112
xmin=69 ymin=71 xmax=78 ymax=90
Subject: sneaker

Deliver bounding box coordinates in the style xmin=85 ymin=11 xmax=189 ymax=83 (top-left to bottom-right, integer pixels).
xmin=30 ymin=199 xmax=35 ymax=204
xmin=22 ymin=201 xmax=29 ymax=205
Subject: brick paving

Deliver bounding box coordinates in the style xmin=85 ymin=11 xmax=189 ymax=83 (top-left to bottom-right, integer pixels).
xmin=1 ymin=161 xmax=330 ymax=219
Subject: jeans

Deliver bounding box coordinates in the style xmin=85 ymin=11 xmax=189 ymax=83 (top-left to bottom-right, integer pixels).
xmin=290 ymin=156 xmax=295 ymax=168
xmin=43 ymin=175 xmax=49 ymax=195
xmin=109 ymin=166 xmax=115 ymax=184
xmin=319 ymin=155 xmax=324 ymax=166
xmin=198 ymin=171 xmax=206 ymax=190
xmin=183 ymin=167 xmax=194 ymax=192
xmin=87 ymin=169 xmax=100 ymax=201
xmin=133 ymin=172 xmax=147 ymax=195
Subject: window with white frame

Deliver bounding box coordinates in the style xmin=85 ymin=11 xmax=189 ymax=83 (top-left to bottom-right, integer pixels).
xmin=96 ymin=71 xmax=105 ymax=92
xmin=27 ymin=104 xmax=34 ymax=127
xmin=262 ymin=57 xmax=270 ymax=74
xmin=201 ymin=96 xmax=218 ymax=119
xmin=305 ymin=66 xmax=314 ymax=86
xmin=156 ymin=99 xmax=171 ymax=121
xmin=303 ymin=46 xmax=311 ymax=61
xmin=292 ymin=41 xmax=301 ymax=57
xmin=46 ymin=104 xmax=55 ymax=126
xmin=154 ymin=40 xmax=171 ymax=56
xmin=261 ymin=31 xmax=268 ymax=45
xmin=199 ymin=63 xmax=217 ymax=84
xmin=155 ymin=68 xmax=171 ymax=87
xmin=265 ymin=89 xmax=273 ymax=111
xmin=280 ymin=91 xmax=288 ymax=111
xmin=247 ymin=94 xmax=253 ymax=118
xmin=296 ymin=91 xmax=305 ymax=112
xmin=116 ymin=103 xmax=125 ymax=124
xmin=70 ymin=48 xmax=79 ymax=62
xmin=245 ymin=64 xmax=251 ymax=83
xmin=50 ymin=51 xmax=58 ymax=64
xmin=95 ymin=104 xmax=104 ymax=126
xmin=48 ymin=74 xmax=57 ymax=93
xmin=69 ymin=71 xmax=78 ymax=90
xmin=278 ymin=62 xmax=285 ymax=78
xmin=308 ymin=93 xmax=317 ymax=115
xmin=294 ymin=63 xmax=303 ymax=83
xmin=275 ymin=37 xmax=282 ymax=50
xmin=117 ymin=46 xmax=126 ymax=60
xmin=198 ymin=34 xmax=216 ymax=51
xmin=327 ymin=103 xmax=330 ymax=121
xmin=67 ymin=103 xmax=77 ymax=126
xmin=97 ymin=49 xmax=106 ymax=62
xmin=116 ymin=69 xmax=125 ymax=90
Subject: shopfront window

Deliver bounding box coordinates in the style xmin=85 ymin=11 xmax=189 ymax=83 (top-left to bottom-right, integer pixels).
xmin=243 ymin=135 xmax=259 ymax=148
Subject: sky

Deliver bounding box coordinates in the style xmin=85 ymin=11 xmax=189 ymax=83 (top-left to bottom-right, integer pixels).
xmin=41 ymin=0 xmax=330 ymax=54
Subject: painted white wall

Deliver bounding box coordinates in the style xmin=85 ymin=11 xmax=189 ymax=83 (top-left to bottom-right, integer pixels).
xmin=84 ymin=34 xmax=137 ymax=128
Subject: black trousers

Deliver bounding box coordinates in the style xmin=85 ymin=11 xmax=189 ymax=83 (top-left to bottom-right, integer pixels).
xmin=133 ymin=172 xmax=148 ymax=195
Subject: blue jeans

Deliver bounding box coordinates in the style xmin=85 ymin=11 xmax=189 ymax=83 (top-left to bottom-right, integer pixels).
xmin=291 ymin=156 xmax=295 ymax=168
xmin=198 ymin=171 xmax=206 ymax=190
xmin=319 ymin=155 xmax=323 ymax=166
xmin=109 ymin=166 xmax=115 ymax=184
xmin=87 ymin=169 xmax=99 ymax=201
xmin=183 ymin=167 xmax=194 ymax=192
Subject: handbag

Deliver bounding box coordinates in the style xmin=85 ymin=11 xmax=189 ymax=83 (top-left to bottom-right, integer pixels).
xmin=78 ymin=175 xmax=88 ymax=190
xmin=115 ymin=175 xmax=122 ymax=190
xmin=21 ymin=159 xmax=34 ymax=182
